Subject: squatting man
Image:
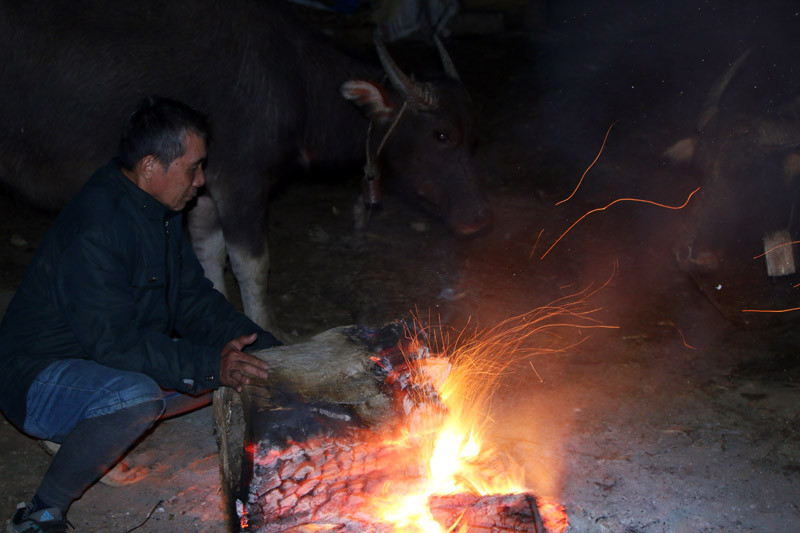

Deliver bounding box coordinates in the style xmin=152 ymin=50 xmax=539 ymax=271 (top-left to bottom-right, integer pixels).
xmin=0 ymin=96 xmax=280 ymax=532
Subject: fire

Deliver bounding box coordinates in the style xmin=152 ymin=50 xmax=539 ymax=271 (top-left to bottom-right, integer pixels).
xmin=366 ymin=284 xmax=614 ymax=532
xmin=372 ymin=418 xmax=524 ymax=531
xmin=374 ymin=421 xmax=525 ymax=531
xmin=240 ymin=282 xmax=616 ymax=531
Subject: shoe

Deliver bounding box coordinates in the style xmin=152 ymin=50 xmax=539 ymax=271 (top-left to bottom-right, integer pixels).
xmin=7 ymin=503 xmax=73 ymax=533
xmin=37 ymin=440 xmax=60 ymax=456
xmin=38 ymin=441 xmax=149 ymax=486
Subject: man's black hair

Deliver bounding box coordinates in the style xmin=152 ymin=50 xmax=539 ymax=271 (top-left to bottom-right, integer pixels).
xmin=118 ymin=96 xmax=211 ymax=171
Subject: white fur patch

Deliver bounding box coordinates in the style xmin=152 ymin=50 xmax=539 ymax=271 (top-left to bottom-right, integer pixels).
xmin=227 ymin=242 xmax=272 ymax=331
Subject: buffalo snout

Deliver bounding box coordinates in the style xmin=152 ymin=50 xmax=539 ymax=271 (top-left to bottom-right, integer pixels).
xmin=449 ymin=199 xmax=493 ymax=237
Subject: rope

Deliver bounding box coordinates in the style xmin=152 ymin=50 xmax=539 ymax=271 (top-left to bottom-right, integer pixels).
xmin=364 ymin=101 xmax=409 ymax=183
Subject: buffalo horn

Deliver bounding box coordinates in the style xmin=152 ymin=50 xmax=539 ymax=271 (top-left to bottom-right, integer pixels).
xmin=697 ymin=49 xmax=751 ymax=131
xmin=433 ymin=34 xmax=461 ymax=81
xmin=374 ymin=36 xmax=438 ymax=110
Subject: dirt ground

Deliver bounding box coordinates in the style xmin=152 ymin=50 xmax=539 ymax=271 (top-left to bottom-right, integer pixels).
xmin=2 ymin=2 xmax=800 ymax=532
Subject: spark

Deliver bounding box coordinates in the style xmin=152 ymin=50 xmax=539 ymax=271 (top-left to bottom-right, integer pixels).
xmin=540 ymin=187 xmax=701 ymax=260
xmin=556 ymin=122 xmax=616 ymax=206
xmin=741 ymin=307 xmax=800 ymax=313
xmin=529 ymin=228 xmax=545 ymax=259
xmin=664 ymin=319 xmax=695 ymax=350
xmin=529 ymin=361 xmax=545 ymax=382
xmin=753 ymin=240 xmax=800 ymax=259
xmin=677 ymin=330 xmax=695 ymax=350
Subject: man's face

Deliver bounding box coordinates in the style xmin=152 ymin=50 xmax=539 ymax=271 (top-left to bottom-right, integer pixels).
xmin=148 ymin=132 xmax=207 ymax=211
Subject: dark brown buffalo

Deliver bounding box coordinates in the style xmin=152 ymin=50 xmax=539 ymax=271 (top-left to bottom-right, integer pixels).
xmin=0 ymin=0 xmax=492 ymax=330
xmin=667 ymin=50 xmax=800 ymax=273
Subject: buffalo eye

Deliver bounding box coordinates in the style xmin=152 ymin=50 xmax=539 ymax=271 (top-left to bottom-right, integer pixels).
xmin=434 ymin=130 xmax=450 ymax=144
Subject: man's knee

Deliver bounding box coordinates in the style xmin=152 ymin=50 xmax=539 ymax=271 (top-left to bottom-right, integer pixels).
xmin=87 ymin=372 xmax=165 ymax=419
xmin=25 ymin=360 xmax=167 ymax=440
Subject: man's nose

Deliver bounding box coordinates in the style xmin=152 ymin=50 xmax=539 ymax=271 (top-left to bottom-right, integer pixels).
xmin=194 ymin=167 xmax=205 ymax=188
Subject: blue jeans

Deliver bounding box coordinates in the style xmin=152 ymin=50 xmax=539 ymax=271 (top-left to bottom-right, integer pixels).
xmin=23 ymin=359 xmax=212 ymax=442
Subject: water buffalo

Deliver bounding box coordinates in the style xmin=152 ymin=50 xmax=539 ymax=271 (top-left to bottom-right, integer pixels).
xmin=666 ymin=50 xmax=800 ymax=274
xmin=0 ymin=0 xmax=492 ymax=331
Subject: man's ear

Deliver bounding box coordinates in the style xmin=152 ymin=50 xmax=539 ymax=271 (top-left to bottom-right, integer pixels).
xmin=140 ymin=155 xmax=158 ymax=180
xmin=341 ymin=80 xmax=396 ymax=122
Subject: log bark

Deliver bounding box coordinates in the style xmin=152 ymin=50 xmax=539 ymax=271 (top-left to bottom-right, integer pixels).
xmin=213 ymin=386 xmax=247 ymax=529
xmin=252 ymin=327 xmax=380 ymax=394
xmin=213 ymin=326 xmax=395 ymax=524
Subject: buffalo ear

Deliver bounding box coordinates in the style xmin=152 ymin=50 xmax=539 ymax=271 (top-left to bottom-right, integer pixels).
xmin=663 ymin=137 xmax=698 ymax=163
xmin=784 ymin=153 xmax=800 ymax=184
xmin=341 ymin=80 xmax=395 ymax=122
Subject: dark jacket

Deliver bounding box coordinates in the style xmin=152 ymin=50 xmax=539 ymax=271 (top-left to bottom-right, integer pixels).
xmin=0 ymin=159 xmax=280 ymax=428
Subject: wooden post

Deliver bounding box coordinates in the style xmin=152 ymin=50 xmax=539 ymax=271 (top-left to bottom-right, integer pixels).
xmin=763 ymin=229 xmax=796 ymax=277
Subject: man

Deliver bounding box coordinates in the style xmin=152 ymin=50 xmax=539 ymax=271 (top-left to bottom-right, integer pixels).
xmin=0 ymin=96 xmax=280 ymax=533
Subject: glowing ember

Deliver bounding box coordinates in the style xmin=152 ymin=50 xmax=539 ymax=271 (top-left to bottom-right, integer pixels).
xmin=538 ymin=498 xmax=570 ymax=533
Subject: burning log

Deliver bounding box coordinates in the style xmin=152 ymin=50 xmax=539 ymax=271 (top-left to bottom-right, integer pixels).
xmin=213 ymin=321 xmax=571 ymax=532
xmin=242 ymin=430 xmax=427 ymax=531
xmin=213 ymin=325 xmax=401 ymax=512
xmin=238 ymin=428 xmax=552 ymax=532
xmin=428 ymin=493 xmax=544 ymax=532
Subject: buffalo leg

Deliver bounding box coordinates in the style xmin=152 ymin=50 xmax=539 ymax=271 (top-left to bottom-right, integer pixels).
xmin=207 ymin=182 xmax=277 ymax=334
xmin=187 ymin=194 xmax=229 ymax=295
xmin=227 ymin=239 xmax=275 ymax=332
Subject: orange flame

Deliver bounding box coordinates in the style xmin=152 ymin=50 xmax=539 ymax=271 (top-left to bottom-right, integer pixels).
xmin=367 ymin=279 xmax=615 ymax=531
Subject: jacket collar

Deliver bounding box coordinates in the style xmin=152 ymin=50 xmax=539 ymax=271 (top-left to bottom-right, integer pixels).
xmin=103 ymin=158 xmax=181 ymax=222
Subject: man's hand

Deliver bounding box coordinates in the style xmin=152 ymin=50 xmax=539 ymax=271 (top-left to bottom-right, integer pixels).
xmin=219 ymin=332 xmax=270 ymax=392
